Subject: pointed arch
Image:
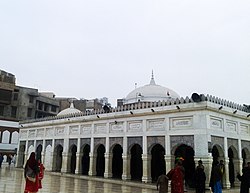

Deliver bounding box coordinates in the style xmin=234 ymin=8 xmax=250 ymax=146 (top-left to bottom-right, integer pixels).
xmin=174 ymin=144 xmax=195 ymax=188
xmin=150 ymin=144 xmax=166 ymax=182
xmin=36 ymin=144 xmax=42 ymax=162
xmin=111 ymin=144 xmax=123 ymax=179
xmin=69 ymin=144 xmax=77 ymax=174
xmin=95 ymin=144 xmax=105 ymax=177
xmin=130 ymin=144 xmax=142 ymax=181
xmin=228 ymin=146 xmax=237 ymax=187
xmin=81 ymin=144 xmax=90 ymax=175
xmin=44 ymin=145 xmax=52 ymax=171
xmin=242 ymin=148 xmax=250 ymax=167
xmin=53 ymin=145 xmax=63 ymax=172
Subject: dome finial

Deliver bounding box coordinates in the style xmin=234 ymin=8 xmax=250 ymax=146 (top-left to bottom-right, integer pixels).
xmin=150 ymin=70 xmax=156 ymax=85
xmin=69 ymin=99 xmax=74 ymax=108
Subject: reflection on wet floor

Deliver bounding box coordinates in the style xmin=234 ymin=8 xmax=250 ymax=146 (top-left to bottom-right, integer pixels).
xmin=0 ymin=165 xmax=157 ymax=193
xmin=0 ymin=165 xmax=239 ymax=193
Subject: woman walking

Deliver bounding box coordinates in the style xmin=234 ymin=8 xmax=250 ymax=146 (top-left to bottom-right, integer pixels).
xmin=24 ymin=152 xmax=40 ymax=193
xmin=167 ymin=157 xmax=185 ymax=193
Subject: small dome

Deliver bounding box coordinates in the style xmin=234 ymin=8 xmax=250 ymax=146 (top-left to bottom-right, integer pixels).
xmin=57 ymin=102 xmax=81 ymax=116
xmin=124 ymin=73 xmax=180 ymax=104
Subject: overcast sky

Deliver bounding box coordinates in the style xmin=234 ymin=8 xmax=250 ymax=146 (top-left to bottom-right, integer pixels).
xmin=0 ymin=0 xmax=249 ymax=106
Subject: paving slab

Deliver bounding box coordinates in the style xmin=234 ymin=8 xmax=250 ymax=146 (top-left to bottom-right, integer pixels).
xmin=0 ymin=164 xmax=241 ymax=193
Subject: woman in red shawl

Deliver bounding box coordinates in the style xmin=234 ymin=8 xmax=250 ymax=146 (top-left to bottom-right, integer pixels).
xmin=24 ymin=152 xmax=39 ymax=193
xmin=37 ymin=159 xmax=45 ymax=189
xmin=167 ymin=157 xmax=185 ymax=193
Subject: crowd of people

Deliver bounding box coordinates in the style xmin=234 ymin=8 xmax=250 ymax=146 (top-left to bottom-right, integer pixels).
xmin=1 ymin=151 xmax=250 ymax=193
xmin=156 ymin=158 xmax=250 ymax=193
xmin=0 ymin=153 xmax=16 ymax=168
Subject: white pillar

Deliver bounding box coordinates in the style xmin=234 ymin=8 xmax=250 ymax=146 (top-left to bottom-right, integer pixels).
xmin=61 ymin=152 xmax=69 ymax=173
xmin=88 ymin=136 xmax=96 ymax=176
xmin=88 ymin=153 xmax=96 ymax=176
xmin=122 ymin=154 xmax=131 ymax=180
xmin=104 ymin=153 xmax=112 ymax=178
xmin=204 ymin=155 xmax=213 ymax=188
xmin=23 ymin=140 xmax=29 ymax=168
xmin=75 ymin=139 xmax=81 ymax=174
xmin=164 ymin=155 xmax=172 ymax=174
xmin=238 ymin=139 xmax=243 ymax=175
xmin=61 ymin=139 xmax=69 ymax=173
xmin=224 ymin=137 xmax=230 ymax=189
xmin=142 ymin=154 xmax=151 ymax=183
xmin=165 ymin=135 xmax=172 ymax=173
xmin=41 ymin=140 xmax=46 ymax=164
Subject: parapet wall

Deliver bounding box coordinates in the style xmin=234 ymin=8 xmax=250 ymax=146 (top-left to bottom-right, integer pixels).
xmin=20 ymin=94 xmax=250 ymax=124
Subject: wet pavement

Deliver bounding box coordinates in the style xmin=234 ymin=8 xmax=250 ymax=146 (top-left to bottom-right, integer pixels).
xmin=0 ymin=164 xmax=240 ymax=193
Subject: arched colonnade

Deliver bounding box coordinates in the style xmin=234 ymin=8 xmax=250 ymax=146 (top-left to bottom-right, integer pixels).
xmin=17 ymin=139 xmax=250 ymax=188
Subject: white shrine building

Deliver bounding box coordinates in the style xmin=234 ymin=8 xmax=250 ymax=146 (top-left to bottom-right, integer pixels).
xmin=16 ymin=75 xmax=250 ymax=189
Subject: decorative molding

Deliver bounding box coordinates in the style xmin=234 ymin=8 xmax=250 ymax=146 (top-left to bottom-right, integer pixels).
xmin=110 ymin=137 xmax=123 ymax=150
xmin=94 ymin=124 xmax=107 ymax=134
xmin=69 ymin=139 xmax=78 ymax=148
xmin=28 ymin=130 xmax=36 ymax=138
xmin=226 ymin=121 xmax=237 ymax=132
xmin=170 ymin=135 xmax=194 ymax=150
xmin=110 ymin=123 xmax=124 ymax=133
xmin=36 ymin=140 xmax=43 ymax=148
xmin=211 ymin=136 xmax=224 ymax=150
xmin=128 ymin=137 xmax=142 ymax=150
xmin=37 ymin=129 xmax=44 ymax=137
xmin=170 ymin=117 xmax=192 ymax=129
xmin=227 ymin=138 xmax=238 ymax=150
xmin=69 ymin=125 xmax=79 ymax=135
xmin=45 ymin=140 xmax=52 ymax=148
xmin=94 ymin=138 xmax=106 ymax=147
xmin=80 ymin=138 xmax=91 ymax=148
xmin=128 ymin=121 xmax=142 ymax=132
xmin=80 ymin=125 xmax=92 ymax=135
xmin=55 ymin=127 xmax=65 ymax=136
xmin=46 ymin=128 xmax=54 ymax=137
xmin=55 ymin=139 xmax=64 ymax=148
xmin=210 ymin=117 xmax=223 ymax=129
xmin=28 ymin=140 xmax=34 ymax=148
xmin=241 ymin=140 xmax=250 ymax=150
xmin=147 ymin=136 xmax=165 ymax=151
xmin=240 ymin=124 xmax=249 ymax=134
xmin=147 ymin=119 xmax=165 ymax=131
xmin=20 ymin=131 xmax=28 ymax=139
xmin=20 ymin=93 xmax=249 ymax=125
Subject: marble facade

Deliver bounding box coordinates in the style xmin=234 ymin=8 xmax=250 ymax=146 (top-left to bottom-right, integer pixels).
xmin=16 ymin=95 xmax=250 ymax=189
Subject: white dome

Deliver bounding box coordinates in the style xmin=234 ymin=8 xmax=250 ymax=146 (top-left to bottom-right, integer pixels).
xmin=57 ymin=102 xmax=81 ymax=116
xmin=124 ymin=74 xmax=180 ymax=104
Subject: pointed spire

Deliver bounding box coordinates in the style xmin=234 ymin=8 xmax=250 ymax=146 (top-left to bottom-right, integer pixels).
xmin=69 ymin=99 xmax=74 ymax=108
xmin=150 ymin=70 xmax=156 ymax=85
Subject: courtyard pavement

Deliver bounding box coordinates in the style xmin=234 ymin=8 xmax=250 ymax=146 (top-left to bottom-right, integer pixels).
xmin=0 ymin=164 xmax=241 ymax=193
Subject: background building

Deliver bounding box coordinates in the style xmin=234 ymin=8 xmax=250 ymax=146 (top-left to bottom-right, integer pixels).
xmin=56 ymin=97 xmax=109 ymax=113
xmin=0 ymin=69 xmax=108 ymax=157
xmin=0 ymin=69 xmax=60 ymax=157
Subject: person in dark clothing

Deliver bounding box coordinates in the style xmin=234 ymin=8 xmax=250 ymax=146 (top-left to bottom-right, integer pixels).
xmin=209 ymin=160 xmax=222 ymax=193
xmin=237 ymin=162 xmax=250 ymax=193
xmin=24 ymin=152 xmax=40 ymax=193
xmin=219 ymin=160 xmax=225 ymax=189
xmin=7 ymin=154 xmax=12 ymax=166
xmin=156 ymin=173 xmax=169 ymax=193
xmin=195 ymin=160 xmax=206 ymax=193
xmin=229 ymin=158 xmax=235 ymax=187
xmin=0 ymin=153 xmax=3 ymax=168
